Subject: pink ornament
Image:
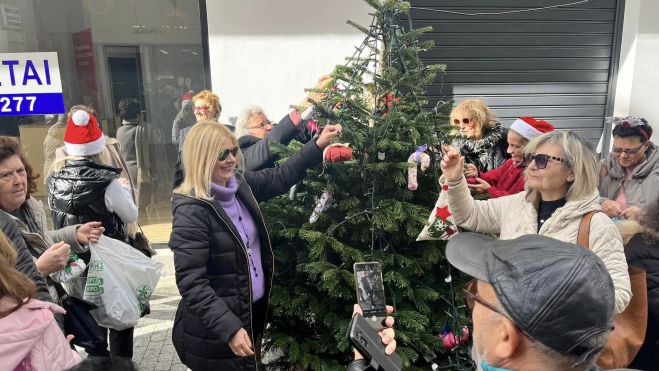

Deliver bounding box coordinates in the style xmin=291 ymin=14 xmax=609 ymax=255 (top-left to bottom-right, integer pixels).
xmin=460 ymin=326 xmax=470 ymax=344
xmin=440 ymin=332 xmax=459 ymax=350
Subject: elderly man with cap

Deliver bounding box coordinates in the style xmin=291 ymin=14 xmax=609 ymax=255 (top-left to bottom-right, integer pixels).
xmin=465 ymin=117 xmax=555 ymax=198
xmin=447 ymin=232 xmax=615 ymax=371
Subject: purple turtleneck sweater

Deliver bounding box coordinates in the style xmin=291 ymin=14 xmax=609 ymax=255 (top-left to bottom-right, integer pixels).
xmin=211 ymin=176 xmax=265 ymax=301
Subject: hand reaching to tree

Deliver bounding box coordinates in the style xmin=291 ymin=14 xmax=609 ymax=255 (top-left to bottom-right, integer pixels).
xmin=316 ymin=124 xmax=343 ymax=149
xmin=440 ymin=149 xmax=465 ymax=182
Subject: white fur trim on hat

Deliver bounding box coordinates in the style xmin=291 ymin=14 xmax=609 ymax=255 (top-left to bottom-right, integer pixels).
xmin=72 ymin=110 xmax=91 ymax=126
xmin=65 ymin=135 xmax=106 ymax=156
xmin=510 ymin=118 xmax=543 ymax=141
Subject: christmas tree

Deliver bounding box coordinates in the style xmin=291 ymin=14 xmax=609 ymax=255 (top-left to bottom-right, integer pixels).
xmin=261 ymin=1 xmax=472 ymax=369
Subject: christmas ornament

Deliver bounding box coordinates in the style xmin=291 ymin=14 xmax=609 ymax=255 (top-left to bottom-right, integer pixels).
xmin=438 ymin=325 xmax=470 ymax=350
xmin=323 ymin=143 xmax=353 ymax=163
xmin=309 ymin=190 xmax=334 ymax=224
xmin=407 ymin=144 xmax=430 ymax=191
xmin=416 ymin=179 xmax=459 ymax=241
xmin=51 ymin=253 xmax=87 ymax=283
xmin=381 ymin=91 xmax=400 ymax=114
xmin=377 ymin=152 xmax=385 ymax=161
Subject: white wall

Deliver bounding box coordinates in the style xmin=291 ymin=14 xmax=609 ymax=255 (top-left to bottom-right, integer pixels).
xmin=613 ymin=0 xmax=659 ymax=134
xmin=206 ymin=0 xmax=372 ymax=124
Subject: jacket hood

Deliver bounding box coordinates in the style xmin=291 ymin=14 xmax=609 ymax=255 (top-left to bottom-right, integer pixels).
xmin=604 ymin=142 xmax=659 ymax=179
xmin=0 ymin=298 xmax=65 ymax=365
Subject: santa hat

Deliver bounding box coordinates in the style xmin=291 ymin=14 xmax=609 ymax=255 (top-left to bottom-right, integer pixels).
xmin=510 ymin=117 xmax=555 ymax=141
xmin=64 ymin=110 xmax=106 ymax=156
xmin=182 ymin=90 xmax=194 ymax=107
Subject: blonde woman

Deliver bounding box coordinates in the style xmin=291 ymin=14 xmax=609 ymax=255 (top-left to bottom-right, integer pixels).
xmin=447 ymin=99 xmax=507 ymax=172
xmin=440 ymin=130 xmax=631 ymax=314
xmin=0 ymin=230 xmax=81 ymax=370
xmin=47 ymin=110 xmax=138 ymax=358
xmin=169 ymin=120 xmax=341 ymax=370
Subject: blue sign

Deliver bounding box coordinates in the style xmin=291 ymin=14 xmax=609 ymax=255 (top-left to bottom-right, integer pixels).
xmin=0 ymin=52 xmax=66 ymax=116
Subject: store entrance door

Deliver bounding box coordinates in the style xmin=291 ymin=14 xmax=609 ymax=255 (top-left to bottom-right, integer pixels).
xmin=106 ymin=46 xmax=144 ymax=136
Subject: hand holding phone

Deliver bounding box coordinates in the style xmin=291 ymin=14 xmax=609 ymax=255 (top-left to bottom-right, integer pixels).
xmin=354 ymin=262 xmax=387 ymax=330
xmin=348 ymin=313 xmax=402 ymax=371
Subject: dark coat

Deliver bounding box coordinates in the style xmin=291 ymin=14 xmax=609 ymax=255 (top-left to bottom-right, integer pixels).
xmin=0 ymin=212 xmax=51 ymax=302
xmin=48 ymin=160 xmax=125 ymax=241
xmin=169 ymin=139 xmax=322 ymax=371
xmin=173 ymin=114 xmax=307 ymax=189
xmin=626 ymin=233 xmax=659 ymax=369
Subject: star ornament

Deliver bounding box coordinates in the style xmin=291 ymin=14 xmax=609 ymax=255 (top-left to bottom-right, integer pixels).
xmin=435 ymin=205 xmax=452 ymax=222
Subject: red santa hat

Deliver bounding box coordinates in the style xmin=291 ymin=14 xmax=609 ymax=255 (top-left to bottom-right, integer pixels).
xmin=510 ymin=117 xmax=555 ymax=141
xmin=182 ymin=90 xmax=194 ymax=107
xmin=64 ymin=110 xmax=106 ymax=156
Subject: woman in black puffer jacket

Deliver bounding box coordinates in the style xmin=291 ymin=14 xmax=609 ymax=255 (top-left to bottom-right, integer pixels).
xmin=170 ymin=120 xmax=341 ymax=370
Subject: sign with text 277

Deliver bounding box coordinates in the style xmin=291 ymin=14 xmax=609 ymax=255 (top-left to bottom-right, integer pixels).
xmin=0 ymin=52 xmax=65 ymax=116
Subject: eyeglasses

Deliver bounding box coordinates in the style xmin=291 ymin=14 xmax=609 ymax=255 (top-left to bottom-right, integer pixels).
xmin=453 ymin=118 xmax=474 ymax=126
xmin=218 ymin=146 xmax=239 ymax=161
xmin=611 ymin=143 xmax=645 ymax=156
xmin=193 ymin=105 xmax=211 ymax=112
xmin=463 ymin=280 xmax=532 ymax=339
xmin=249 ymin=120 xmax=272 ymax=129
xmin=523 ymin=153 xmax=566 ymax=169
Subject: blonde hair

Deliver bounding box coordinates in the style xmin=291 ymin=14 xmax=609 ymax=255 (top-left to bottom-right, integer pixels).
xmin=174 ymin=120 xmax=243 ymax=200
xmin=49 ymin=147 xmax=113 ymax=175
xmin=450 ymin=99 xmax=499 ymax=139
xmin=0 ymin=230 xmax=36 ymax=318
xmin=193 ymin=90 xmax=222 ymax=119
xmin=523 ymin=131 xmax=599 ymax=201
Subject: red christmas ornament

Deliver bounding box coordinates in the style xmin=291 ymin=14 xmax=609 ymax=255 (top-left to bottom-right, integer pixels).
xmin=323 ymin=144 xmax=353 ymax=163
xmin=440 ymin=332 xmax=459 ymax=350
xmin=460 ymin=326 xmax=470 ymax=344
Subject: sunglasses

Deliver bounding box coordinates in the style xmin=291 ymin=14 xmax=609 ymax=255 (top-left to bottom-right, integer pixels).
xmin=523 ymin=153 xmax=566 ymax=169
xmin=463 ymin=279 xmax=532 ymax=339
xmin=193 ymin=105 xmax=211 ymax=112
xmin=611 ymin=143 xmax=645 ymax=156
xmin=250 ymin=120 xmax=272 ymax=129
xmin=218 ymin=146 xmax=239 ymax=161
xmin=453 ymin=117 xmax=473 ymax=125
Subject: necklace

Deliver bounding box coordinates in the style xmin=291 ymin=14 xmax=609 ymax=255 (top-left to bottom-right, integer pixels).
xmin=234 ymin=198 xmax=258 ymax=277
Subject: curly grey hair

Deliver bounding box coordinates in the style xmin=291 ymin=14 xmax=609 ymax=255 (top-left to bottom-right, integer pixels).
xmin=235 ymin=105 xmax=266 ymax=138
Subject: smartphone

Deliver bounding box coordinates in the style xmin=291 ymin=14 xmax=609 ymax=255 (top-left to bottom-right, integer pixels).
xmin=348 ymin=313 xmax=402 ymax=371
xmin=354 ymin=262 xmax=387 ymax=330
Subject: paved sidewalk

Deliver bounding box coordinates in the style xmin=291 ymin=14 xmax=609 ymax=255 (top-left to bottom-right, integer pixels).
xmin=131 ymin=244 xmax=185 ymax=371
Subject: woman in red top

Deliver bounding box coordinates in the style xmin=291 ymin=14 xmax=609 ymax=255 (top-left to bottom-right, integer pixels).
xmin=466 ymin=117 xmax=554 ymax=198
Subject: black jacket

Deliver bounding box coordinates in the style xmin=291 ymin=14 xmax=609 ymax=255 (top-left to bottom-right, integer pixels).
xmin=169 ymin=139 xmax=322 ymax=371
xmin=48 ymin=160 xmax=126 ymax=241
xmin=173 ymin=114 xmax=308 ymax=188
xmin=625 ymin=233 xmax=659 ymax=369
xmin=0 ymin=212 xmax=51 ymax=302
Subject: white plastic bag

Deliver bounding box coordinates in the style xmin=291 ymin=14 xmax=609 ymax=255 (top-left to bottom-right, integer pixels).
xmin=83 ymin=235 xmax=165 ymax=330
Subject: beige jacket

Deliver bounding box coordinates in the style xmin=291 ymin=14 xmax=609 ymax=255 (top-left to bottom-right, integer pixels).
xmin=445 ymin=176 xmax=631 ymax=314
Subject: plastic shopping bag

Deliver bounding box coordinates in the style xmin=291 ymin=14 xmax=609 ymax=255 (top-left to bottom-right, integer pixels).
xmin=83 ymin=235 xmax=165 ymax=330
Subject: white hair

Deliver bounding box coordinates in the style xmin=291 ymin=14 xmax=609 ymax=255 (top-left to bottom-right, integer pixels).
xmin=235 ymin=105 xmax=266 ymax=138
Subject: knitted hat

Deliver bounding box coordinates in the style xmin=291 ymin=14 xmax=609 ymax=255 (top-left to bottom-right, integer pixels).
xmin=510 ymin=117 xmax=555 ymax=141
xmin=64 ymin=110 xmax=106 ymax=156
xmin=182 ymin=90 xmax=194 ymax=107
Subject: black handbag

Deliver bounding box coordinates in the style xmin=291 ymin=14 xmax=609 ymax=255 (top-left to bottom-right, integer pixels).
xmin=53 ymin=282 xmax=106 ymax=349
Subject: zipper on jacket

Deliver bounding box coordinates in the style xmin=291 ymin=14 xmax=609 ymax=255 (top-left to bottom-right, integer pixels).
xmin=196 ymin=197 xmax=259 ymax=369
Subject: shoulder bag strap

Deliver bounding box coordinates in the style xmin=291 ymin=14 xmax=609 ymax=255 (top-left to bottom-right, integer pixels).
xmin=577 ymin=211 xmax=600 ymax=249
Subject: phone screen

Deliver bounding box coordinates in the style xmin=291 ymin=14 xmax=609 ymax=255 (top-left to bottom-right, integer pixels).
xmin=354 ymin=262 xmax=386 ymax=325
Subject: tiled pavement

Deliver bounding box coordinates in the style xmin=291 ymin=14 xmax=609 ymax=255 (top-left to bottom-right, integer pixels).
xmin=131 ymin=244 xmax=185 ymax=371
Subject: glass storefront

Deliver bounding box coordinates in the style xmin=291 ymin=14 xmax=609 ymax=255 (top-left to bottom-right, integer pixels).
xmin=0 ymin=0 xmax=207 ymax=237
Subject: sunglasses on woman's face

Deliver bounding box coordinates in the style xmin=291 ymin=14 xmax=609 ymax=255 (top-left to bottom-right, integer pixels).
xmin=218 ymin=147 xmax=239 ymax=161
xmin=194 ymin=105 xmax=211 ymax=112
xmin=523 ymin=153 xmax=565 ymax=169
xmin=453 ymin=117 xmax=473 ymax=125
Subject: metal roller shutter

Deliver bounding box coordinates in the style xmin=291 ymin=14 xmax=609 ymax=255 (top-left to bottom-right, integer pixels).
xmin=411 ymin=0 xmax=625 ymax=146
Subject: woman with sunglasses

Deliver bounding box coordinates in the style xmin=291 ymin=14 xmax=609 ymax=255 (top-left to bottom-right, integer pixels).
xmin=440 ymin=130 xmax=631 ymax=315
xmin=599 ymin=117 xmax=658 ymax=222
xmin=169 ymin=120 xmax=341 ymax=370
xmin=446 ymin=99 xmax=507 ymax=172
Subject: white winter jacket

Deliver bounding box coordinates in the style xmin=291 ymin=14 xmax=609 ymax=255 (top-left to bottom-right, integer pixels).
xmin=444 ymin=176 xmax=631 ymax=314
